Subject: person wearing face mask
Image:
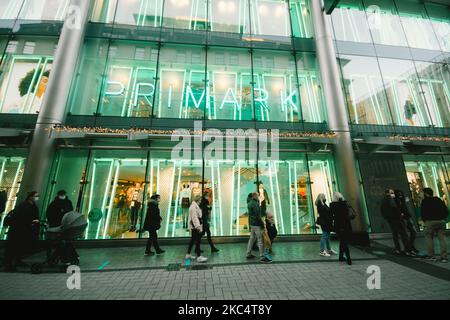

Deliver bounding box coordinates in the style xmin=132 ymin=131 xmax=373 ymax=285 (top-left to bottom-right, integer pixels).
xmin=143 ymin=194 xmax=164 ymax=256
xmin=46 ymin=190 xmax=74 ymax=228
xmin=3 ymin=191 xmax=40 ymax=272
xmin=381 ymin=189 xmax=415 ymax=256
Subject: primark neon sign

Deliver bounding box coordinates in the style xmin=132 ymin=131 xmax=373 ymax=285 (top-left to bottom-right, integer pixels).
xmin=104 ymin=72 xmax=300 ymax=116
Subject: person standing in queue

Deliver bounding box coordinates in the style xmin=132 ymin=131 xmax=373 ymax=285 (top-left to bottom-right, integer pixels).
xmin=185 ymin=194 xmax=208 ymax=263
xmin=316 ymin=193 xmax=336 ymax=257
xmin=200 ymin=190 xmax=219 ymax=253
xmin=330 ymin=192 xmax=353 ymax=265
xmin=246 ymin=192 xmax=271 ymax=263
xmin=394 ymin=189 xmax=418 ymax=254
xmin=143 ymin=194 xmax=165 ymax=256
xmin=46 ymin=190 xmax=73 ymax=228
xmin=3 ymin=191 xmax=40 ymax=272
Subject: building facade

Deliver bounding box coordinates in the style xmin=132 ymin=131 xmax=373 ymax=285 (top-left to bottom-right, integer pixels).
xmin=0 ymin=0 xmax=448 ymax=241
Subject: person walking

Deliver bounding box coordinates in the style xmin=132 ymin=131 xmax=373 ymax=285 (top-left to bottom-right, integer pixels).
xmin=420 ymin=188 xmax=448 ymax=263
xmin=315 ymin=193 xmax=337 ymax=257
xmin=200 ymin=191 xmax=219 ymax=253
xmin=265 ymin=211 xmax=277 ymax=254
xmin=246 ymin=192 xmax=271 ymax=263
xmin=394 ymin=189 xmax=418 ymax=253
xmin=185 ymin=194 xmax=208 ymax=263
xmin=3 ymin=191 xmax=40 ymax=272
xmin=330 ymin=192 xmax=352 ymax=265
xmin=46 ymin=190 xmax=73 ymax=228
xmin=143 ymin=194 xmax=165 ymax=256
xmin=381 ymin=189 xmax=415 ymax=256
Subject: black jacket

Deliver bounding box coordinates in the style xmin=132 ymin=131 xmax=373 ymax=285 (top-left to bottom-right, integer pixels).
xmin=265 ymin=218 xmax=277 ymax=241
xmin=247 ymin=198 xmax=262 ymax=227
xmin=381 ymin=196 xmax=402 ymax=222
xmin=331 ymin=200 xmax=352 ymax=233
xmin=7 ymin=200 xmax=39 ymax=245
xmin=316 ymin=202 xmax=333 ymax=232
xmin=46 ymin=198 xmax=73 ymax=227
xmin=143 ymin=199 xmax=162 ymax=231
xmin=420 ymin=197 xmax=448 ymax=221
xmin=200 ymin=197 xmax=211 ymax=227
xmin=395 ymin=198 xmax=411 ymax=220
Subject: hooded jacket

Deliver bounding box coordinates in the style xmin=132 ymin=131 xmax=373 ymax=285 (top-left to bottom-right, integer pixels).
xmin=143 ymin=199 xmax=162 ymax=231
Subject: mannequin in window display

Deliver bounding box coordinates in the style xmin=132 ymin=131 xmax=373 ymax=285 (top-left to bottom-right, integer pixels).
xmin=128 ymin=182 xmax=144 ymax=232
xmin=404 ymin=95 xmax=417 ymax=126
xmin=180 ymin=184 xmax=191 ymax=229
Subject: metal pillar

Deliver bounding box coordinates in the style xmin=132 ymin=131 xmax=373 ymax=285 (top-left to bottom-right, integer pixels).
xmin=18 ymin=0 xmax=91 ymax=206
xmin=310 ymin=0 xmax=366 ymax=232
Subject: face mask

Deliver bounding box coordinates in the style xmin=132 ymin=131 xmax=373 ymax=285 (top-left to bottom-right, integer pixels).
xmin=390 ymin=194 xmax=395 ymax=198
xmin=58 ymin=196 xmax=66 ymax=200
xmin=33 ymin=197 xmax=40 ymax=202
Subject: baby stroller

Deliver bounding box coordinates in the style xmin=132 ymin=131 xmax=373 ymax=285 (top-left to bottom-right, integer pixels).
xmin=31 ymin=211 xmax=87 ymax=274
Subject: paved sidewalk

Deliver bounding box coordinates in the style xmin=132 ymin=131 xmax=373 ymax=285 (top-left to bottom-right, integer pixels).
xmin=0 ymin=237 xmax=449 ymax=300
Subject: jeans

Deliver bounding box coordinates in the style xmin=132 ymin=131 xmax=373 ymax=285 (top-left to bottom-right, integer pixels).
xmin=246 ymin=226 xmax=264 ymax=257
xmin=405 ymin=218 xmax=417 ymax=249
xmin=424 ymin=220 xmax=447 ymax=259
xmin=337 ymin=231 xmax=351 ymax=260
xmin=203 ymin=223 xmax=216 ymax=249
xmin=145 ymin=229 xmax=161 ymax=253
xmin=388 ymin=220 xmax=412 ymax=252
xmin=320 ymin=231 xmax=331 ymax=252
xmin=187 ymin=229 xmax=202 ymax=257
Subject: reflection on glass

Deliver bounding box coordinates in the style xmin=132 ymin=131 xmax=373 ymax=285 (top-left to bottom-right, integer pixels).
xmin=330 ymin=0 xmax=372 ymax=43
xmin=210 ymin=0 xmax=248 ymax=34
xmin=289 ymin=0 xmax=313 ymax=38
xmin=425 ymin=3 xmax=450 ymax=52
xmin=0 ymin=156 xmax=26 ymax=240
xmin=339 ymin=55 xmax=392 ymax=125
xmin=250 ymin=0 xmax=290 ymax=37
xmin=405 ymin=160 xmax=450 ymax=226
xmin=0 ymin=0 xmax=23 ymax=19
xmin=378 ymin=58 xmax=433 ymax=127
xmin=0 ymin=38 xmax=56 ymax=114
xmin=163 ymin=0 xmax=207 ymax=30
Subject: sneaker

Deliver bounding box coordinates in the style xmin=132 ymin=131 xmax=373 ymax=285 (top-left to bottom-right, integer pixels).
xmin=441 ymin=258 xmax=447 ymax=263
xmin=405 ymin=251 xmax=416 ymax=257
xmin=185 ymin=254 xmax=196 ymax=260
xmin=394 ymin=250 xmax=402 ymax=255
xmin=197 ymin=256 xmax=208 ymax=263
xmin=144 ymin=251 xmax=155 ymax=256
xmin=211 ymin=247 xmax=220 ymax=253
xmin=319 ymin=251 xmax=331 ymax=257
xmin=260 ymin=257 xmax=272 ymax=263
xmin=156 ymin=249 xmax=165 ymax=254
xmin=425 ymin=256 xmax=437 ymax=262
xmin=246 ymin=254 xmax=256 ymax=259
xmin=328 ymin=249 xmax=338 ymax=255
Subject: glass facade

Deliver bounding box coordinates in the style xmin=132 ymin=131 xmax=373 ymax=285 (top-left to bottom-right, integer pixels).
xmin=0 ymin=0 xmax=449 ymax=241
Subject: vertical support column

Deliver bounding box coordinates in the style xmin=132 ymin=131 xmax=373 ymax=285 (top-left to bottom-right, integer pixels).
xmin=310 ymin=0 xmax=366 ymax=233
xmin=18 ymin=0 xmax=91 ymax=206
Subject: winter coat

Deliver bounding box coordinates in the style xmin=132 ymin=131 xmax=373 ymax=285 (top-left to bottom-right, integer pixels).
xmin=200 ymin=197 xmax=211 ymax=227
xmin=331 ymin=200 xmax=352 ymax=233
xmin=247 ymin=198 xmax=262 ymax=227
xmin=188 ymin=201 xmax=203 ymax=232
xmin=6 ymin=200 xmax=39 ymax=253
xmin=46 ymin=198 xmax=73 ymax=227
xmin=381 ymin=196 xmax=402 ymax=222
xmin=143 ymin=199 xmax=162 ymax=231
xmin=420 ymin=197 xmax=448 ymax=221
xmin=316 ymin=202 xmax=333 ymax=232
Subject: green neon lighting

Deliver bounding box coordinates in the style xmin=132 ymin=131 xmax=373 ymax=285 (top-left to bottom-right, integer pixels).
xmin=288 ymin=161 xmax=294 ymax=234
xmin=85 ymin=161 xmax=96 ymax=239
xmin=216 ymin=162 xmax=224 ymax=236
xmin=164 ymin=161 xmax=176 ymax=237
xmin=95 ymin=159 xmax=114 ymax=239
xmin=171 ymin=162 xmax=183 ymax=237
xmin=229 ymin=163 xmax=235 ymax=236
xmin=1 ymin=159 xmax=23 ymax=240
xmin=235 ymin=162 xmax=241 ymax=236
xmin=103 ymin=162 xmax=120 ymax=239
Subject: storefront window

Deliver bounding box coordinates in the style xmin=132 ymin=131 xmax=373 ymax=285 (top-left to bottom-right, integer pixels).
xmin=207 ymin=47 xmax=253 ymax=121
xmin=0 ymin=0 xmax=69 ymax=21
xmin=0 ymin=0 xmax=23 ymax=20
xmin=156 ymin=44 xmax=206 ymax=119
xmin=338 ymin=54 xmax=393 ymax=125
xmin=91 ymin=0 xmax=164 ymax=27
xmin=0 ymin=155 xmax=26 ymax=240
xmin=424 ymin=3 xmax=450 ymax=52
xmin=163 ymin=0 xmax=207 ymax=31
xmin=330 ymin=0 xmax=372 ymax=43
xmin=252 ymin=50 xmax=299 ymax=122
xmin=0 ymin=37 xmax=56 ymax=114
xmin=210 ymin=0 xmax=249 ymax=34
xmin=404 ymin=158 xmax=450 ymax=228
xmin=378 ymin=58 xmax=433 ymax=127
xmin=249 ymin=0 xmax=290 ymax=37
xmin=296 ymin=53 xmax=326 ymax=123
xmin=81 ymin=150 xmax=147 ymax=240
xmin=289 ymin=0 xmax=313 ymax=38
xmin=363 ymin=0 xmax=408 ymax=47
xmin=413 ymin=61 xmax=450 ymax=128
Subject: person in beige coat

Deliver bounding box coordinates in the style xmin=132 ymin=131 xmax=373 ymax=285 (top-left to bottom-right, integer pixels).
xmin=185 ymin=194 xmax=208 ymax=263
